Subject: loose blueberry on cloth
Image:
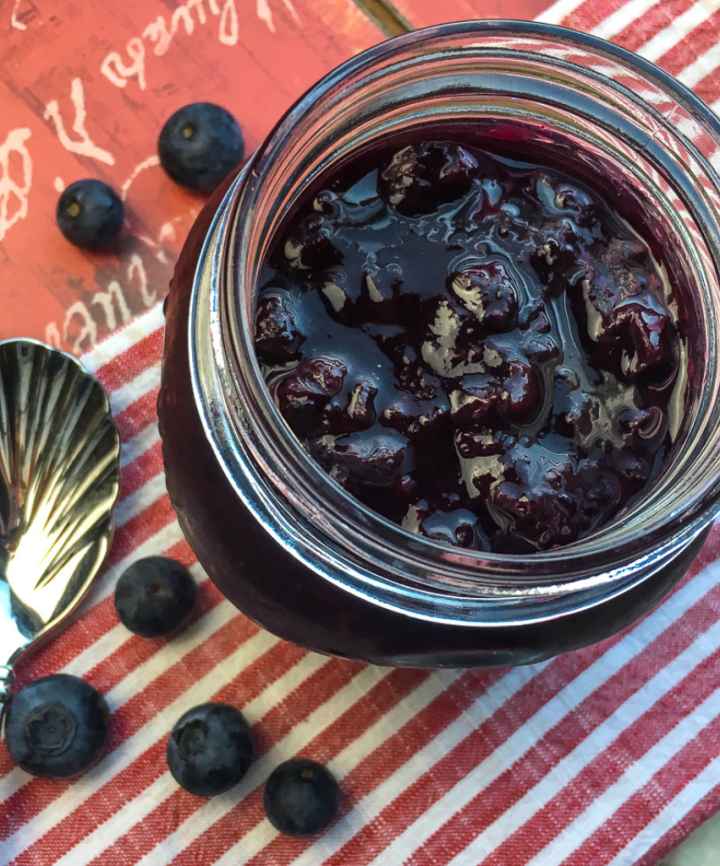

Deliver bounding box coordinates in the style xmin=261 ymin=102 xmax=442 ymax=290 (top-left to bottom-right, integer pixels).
xmin=166 ymin=702 xmax=254 ymax=797
xmin=4 ymin=674 xmax=111 ymax=779
xmin=264 ymin=758 xmax=341 ymax=836
xmin=114 ymin=556 xmax=197 ymax=638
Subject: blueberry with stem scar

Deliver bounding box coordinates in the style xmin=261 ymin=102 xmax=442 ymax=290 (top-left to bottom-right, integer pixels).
xmin=264 ymin=758 xmax=341 ymax=836
xmin=56 ymin=179 xmax=124 ymax=249
xmin=114 ymin=556 xmax=197 ymax=638
xmin=4 ymin=674 xmax=111 ymax=779
xmin=158 ymin=102 xmax=245 ymax=193
xmin=167 ymin=703 xmax=254 ymax=796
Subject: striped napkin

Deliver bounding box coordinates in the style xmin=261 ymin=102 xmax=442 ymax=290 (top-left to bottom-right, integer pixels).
xmin=1 ymin=302 xmax=719 ymax=866
xmin=536 ymin=0 xmax=720 ymax=113
xmin=3 ymin=3 xmax=720 ymax=864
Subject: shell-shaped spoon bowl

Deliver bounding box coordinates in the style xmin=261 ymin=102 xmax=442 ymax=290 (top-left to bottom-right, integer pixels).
xmin=0 ymin=339 xmax=120 ymax=715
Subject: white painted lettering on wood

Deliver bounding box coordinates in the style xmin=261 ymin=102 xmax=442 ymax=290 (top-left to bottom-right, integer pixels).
xmin=0 ymin=128 xmax=32 ymax=242
xmin=44 ymin=78 xmax=115 ymax=165
xmin=92 ymin=281 xmax=132 ymax=332
xmin=128 ymin=254 xmax=157 ymax=307
xmin=101 ymin=0 xmax=243 ymax=91
xmin=64 ymin=301 xmax=98 ymax=353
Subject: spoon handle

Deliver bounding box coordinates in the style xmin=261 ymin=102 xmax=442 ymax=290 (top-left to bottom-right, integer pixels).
xmin=0 ymin=664 xmax=13 ymax=722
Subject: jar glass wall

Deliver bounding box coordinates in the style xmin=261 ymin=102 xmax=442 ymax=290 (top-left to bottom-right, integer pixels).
xmin=159 ymin=21 xmax=720 ymax=666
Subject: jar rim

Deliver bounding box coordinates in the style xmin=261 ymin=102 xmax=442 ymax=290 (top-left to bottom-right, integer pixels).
xmin=192 ymin=21 xmax=720 ymax=619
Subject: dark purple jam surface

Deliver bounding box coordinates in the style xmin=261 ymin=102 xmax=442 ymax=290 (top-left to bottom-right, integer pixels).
xmin=253 ymin=141 xmax=685 ymax=553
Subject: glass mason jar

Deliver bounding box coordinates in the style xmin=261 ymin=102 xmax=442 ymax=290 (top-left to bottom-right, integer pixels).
xmin=159 ymin=21 xmax=720 ymax=668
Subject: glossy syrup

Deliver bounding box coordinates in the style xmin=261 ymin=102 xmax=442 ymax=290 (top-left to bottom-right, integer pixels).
xmin=253 ymin=141 xmax=685 ymax=553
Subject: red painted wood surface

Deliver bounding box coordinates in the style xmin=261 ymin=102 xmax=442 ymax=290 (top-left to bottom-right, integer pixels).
xmin=0 ymin=0 xmax=559 ymax=354
xmin=0 ymin=0 xmax=384 ymax=352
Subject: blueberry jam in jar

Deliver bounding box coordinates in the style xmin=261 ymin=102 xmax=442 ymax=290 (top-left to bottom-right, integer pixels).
xmin=159 ymin=23 xmax=720 ymax=667
xmin=255 ymin=141 xmax=684 ymax=554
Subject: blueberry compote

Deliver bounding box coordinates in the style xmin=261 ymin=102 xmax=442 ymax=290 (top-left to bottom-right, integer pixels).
xmin=253 ymin=141 xmax=684 ymax=554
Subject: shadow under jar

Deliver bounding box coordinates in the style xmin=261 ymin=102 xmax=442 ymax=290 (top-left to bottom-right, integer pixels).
xmin=159 ymin=21 xmax=720 ymax=668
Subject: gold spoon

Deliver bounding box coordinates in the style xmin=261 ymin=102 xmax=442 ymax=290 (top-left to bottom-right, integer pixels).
xmin=0 ymin=339 xmax=121 ymax=722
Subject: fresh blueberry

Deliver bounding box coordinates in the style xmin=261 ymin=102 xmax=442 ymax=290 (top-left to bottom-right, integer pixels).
xmin=158 ymin=102 xmax=244 ymax=193
xmin=263 ymin=758 xmax=341 ymax=836
xmin=166 ymin=703 xmax=254 ymax=796
xmin=4 ymin=674 xmax=111 ymax=779
xmin=114 ymin=556 xmax=197 ymax=638
xmin=56 ymin=179 xmax=124 ymax=249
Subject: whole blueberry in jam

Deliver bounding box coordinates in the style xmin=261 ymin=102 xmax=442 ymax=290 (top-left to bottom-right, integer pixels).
xmin=254 ymin=141 xmax=684 ymax=553
xmin=4 ymin=674 xmax=111 ymax=779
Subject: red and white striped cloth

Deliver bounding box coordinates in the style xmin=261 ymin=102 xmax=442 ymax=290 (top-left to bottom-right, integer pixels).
xmin=4 ymin=2 xmax=720 ymax=863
